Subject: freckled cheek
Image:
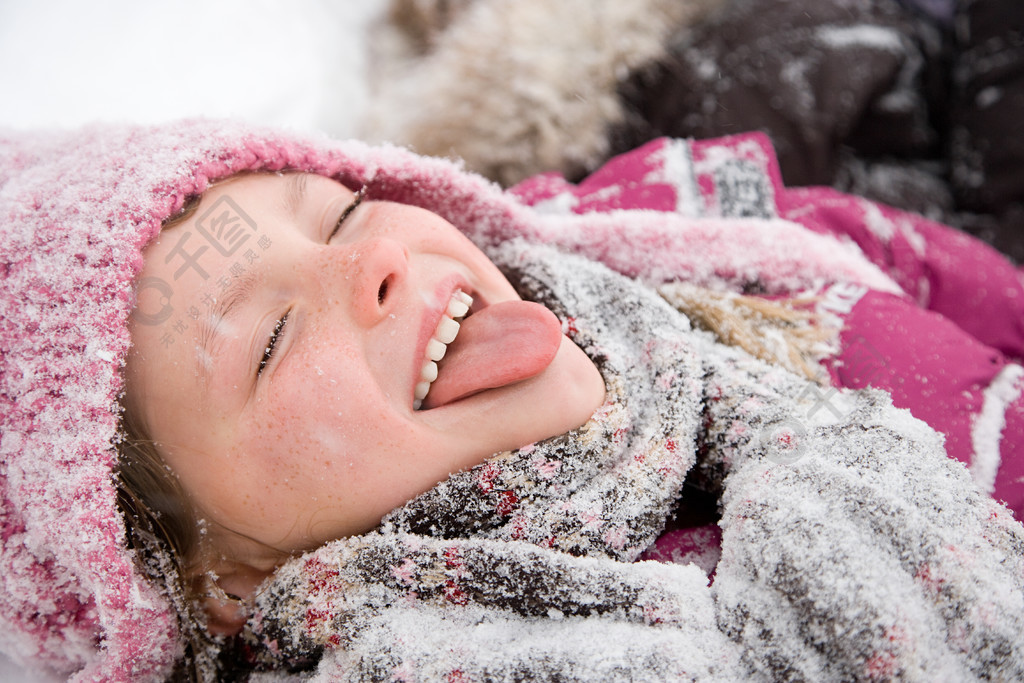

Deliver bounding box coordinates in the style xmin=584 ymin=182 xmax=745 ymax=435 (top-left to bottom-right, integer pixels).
xmin=242 ymin=361 xmax=384 ymax=476
xmin=216 ymin=410 xmax=306 ymax=518
xmin=233 ymin=395 xmax=412 ymax=540
xmin=217 ymin=410 xmax=338 ymax=542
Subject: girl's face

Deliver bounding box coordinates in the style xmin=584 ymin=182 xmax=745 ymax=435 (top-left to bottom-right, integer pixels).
xmin=125 ymin=173 xmax=605 ymax=572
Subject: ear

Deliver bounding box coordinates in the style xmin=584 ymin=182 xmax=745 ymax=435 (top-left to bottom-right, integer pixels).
xmin=198 ymin=562 xmax=271 ymax=637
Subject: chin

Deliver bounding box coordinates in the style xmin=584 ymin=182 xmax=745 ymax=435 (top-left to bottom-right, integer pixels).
xmin=504 ymin=335 xmax=606 ymax=446
xmin=418 ymin=334 xmax=605 ymax=460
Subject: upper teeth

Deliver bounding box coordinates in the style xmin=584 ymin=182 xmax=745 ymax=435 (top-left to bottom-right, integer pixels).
xmin=414 ymin=290 xmax=472 ymax=409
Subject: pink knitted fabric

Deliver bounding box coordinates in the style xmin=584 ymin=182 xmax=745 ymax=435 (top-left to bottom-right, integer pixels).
xmin=0 ymin=121 xmax=918 ymax=679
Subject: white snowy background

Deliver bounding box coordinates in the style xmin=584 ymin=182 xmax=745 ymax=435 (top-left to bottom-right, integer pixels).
xmin=0 ymin=0 xmax=380 ymax=134
xmin=0 ymin=1 xmax=383 ymax=679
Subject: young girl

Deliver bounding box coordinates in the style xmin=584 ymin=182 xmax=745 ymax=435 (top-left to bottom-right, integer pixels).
xmin=3 ymin=120 xmax=1024 ymax=681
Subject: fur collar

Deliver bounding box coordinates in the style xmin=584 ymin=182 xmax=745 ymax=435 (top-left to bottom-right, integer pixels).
xmin=364 ymin=0 xmax=726 ymax=184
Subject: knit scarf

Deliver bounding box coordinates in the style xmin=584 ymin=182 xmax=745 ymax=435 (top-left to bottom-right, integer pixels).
xmin=237 ymin=240 xmax=731 ymax=675
xmin=235 ymin=242 xmax=1024 ymax=681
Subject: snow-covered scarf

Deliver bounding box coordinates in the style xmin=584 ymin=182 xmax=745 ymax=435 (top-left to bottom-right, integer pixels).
xmin=240 ymin=242 xmax=1024 ymax=681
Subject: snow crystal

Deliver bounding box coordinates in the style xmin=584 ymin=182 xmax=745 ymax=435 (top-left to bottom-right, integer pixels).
xmin=815 ymin=24 xmax=903 ymax=53
xmin=977 ymin=86 xmax=1004 ymax=109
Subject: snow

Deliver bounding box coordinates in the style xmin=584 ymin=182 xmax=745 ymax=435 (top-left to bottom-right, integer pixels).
xmin=815 ymin=24 xmax=903 ymax=53
xmin=0 ymin=0 xmax=383 ymax=136
xmin=646 ymin=138 xmax=701 ymax=217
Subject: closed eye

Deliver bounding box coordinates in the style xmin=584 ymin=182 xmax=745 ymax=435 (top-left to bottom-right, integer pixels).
xmin=257 ymin=311 xmax=289 ymax=378
xmin=327 ymin=186 xmax=366 ymax=242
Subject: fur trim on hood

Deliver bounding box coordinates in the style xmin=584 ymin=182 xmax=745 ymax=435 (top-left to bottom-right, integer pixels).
xmin=364 ymin=0 xmax=726 ymax=185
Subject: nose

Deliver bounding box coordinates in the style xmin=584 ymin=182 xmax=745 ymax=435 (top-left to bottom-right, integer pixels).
xmin=347 ymin=237 xmax=408 ymax=327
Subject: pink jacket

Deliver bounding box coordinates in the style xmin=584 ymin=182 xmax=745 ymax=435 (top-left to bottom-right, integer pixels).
xmin=512 ymin=133 xmax=1024 ymax=516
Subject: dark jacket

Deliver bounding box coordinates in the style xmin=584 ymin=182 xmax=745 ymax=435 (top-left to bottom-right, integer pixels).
xmin=370 ymin=0 xmax=1024 ymax=260
xmin=615 ymin=0 xmax=1024 ymax=259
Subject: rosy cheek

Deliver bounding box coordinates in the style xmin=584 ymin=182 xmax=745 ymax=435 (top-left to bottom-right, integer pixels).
xmin=225 ymin=416 xmax=304 ymax=505
xmin=248 ymin=368 xmax=367 ymax=474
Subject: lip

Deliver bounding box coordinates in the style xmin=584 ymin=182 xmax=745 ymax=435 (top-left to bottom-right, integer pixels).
xmin=411 ymin=276 xmax=478 ymax=409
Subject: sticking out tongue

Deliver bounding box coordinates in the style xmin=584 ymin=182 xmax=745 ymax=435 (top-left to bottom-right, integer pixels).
xmin=422 ymin=300 xmax=563 ymax=409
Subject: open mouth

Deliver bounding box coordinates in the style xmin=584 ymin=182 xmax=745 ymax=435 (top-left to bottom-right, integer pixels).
xmin=413 ymin=289 xmax=473 ymax=410
xmin=412 ymin=290 xmax=565 ymax=411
